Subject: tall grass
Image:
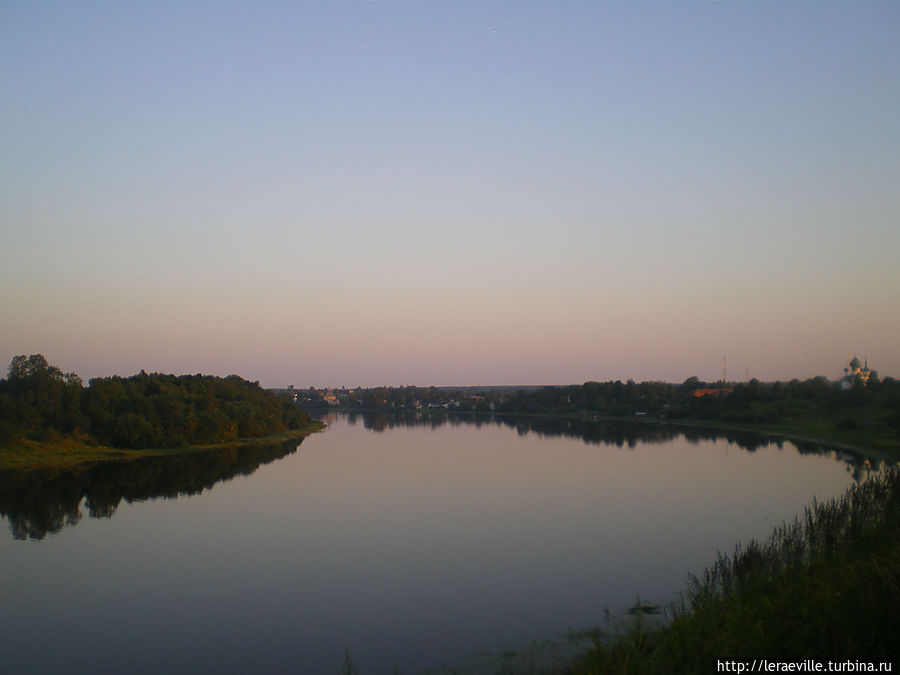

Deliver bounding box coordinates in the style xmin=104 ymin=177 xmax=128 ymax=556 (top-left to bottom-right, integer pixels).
xmin=693 ymin=467 xmax=897 ymax=601
xmin=570 ymin=467 xmax=900 ymax=673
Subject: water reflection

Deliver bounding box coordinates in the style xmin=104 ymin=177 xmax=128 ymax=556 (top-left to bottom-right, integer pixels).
xmin=0 ymin=438 xmax=304 ymax=540
xmin=3 ymin=414 xmax=880 ymax=543
xmin=340 ymin=410 xmax=879 ymax=478
xmin=0 ymin=413 xmax=879 ymax=673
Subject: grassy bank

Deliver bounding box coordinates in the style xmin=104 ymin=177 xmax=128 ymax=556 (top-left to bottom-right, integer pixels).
xmin=634 ymin=414 xmax=900 ymax=462
xmin=506 ymin=409 xmax=900 ymax=461
xmin=489 ymin=408 xmax=900 ymax=462
xmin=565 ymin=467 xmax=900 ymax=674
xmin=0 ymin=421 xmax=324 ymax=472
xmin=331 ymin=404 xmax=900 ymax=462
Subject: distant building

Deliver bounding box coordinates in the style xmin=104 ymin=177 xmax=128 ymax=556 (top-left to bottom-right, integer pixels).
xmin=693 ymin=388 xmax=733 ymax=398
xmin=842 ymin=356 xmax=873 ymax=389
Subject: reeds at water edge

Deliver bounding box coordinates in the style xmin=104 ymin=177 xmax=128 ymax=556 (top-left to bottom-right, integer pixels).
xmin=571 ymin=466 xmax=900 ymax=674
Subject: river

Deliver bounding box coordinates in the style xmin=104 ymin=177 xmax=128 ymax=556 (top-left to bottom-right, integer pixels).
xmin=0 ymin=412 xmax=874 ymax=674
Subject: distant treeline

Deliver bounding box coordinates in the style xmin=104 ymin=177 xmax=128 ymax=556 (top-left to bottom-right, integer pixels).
xmin=319 ymin=375 xmax=900 ymax=440
xmin=0 ymin=354 xmax=313 ymax=449
xmin=497 ymin=376 xmax=900 ymax=431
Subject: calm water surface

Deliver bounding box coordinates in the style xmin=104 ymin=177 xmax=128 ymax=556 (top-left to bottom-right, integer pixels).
xmin=0 ymin=413 xmax=875 ymax=674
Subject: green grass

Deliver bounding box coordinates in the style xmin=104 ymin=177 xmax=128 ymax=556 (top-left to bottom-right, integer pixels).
xmin=774 ymin=417 xmax=900 ymax=455
xmin=0 ymin=422 xmax=324 ymax=472
xmin=565 ymin=467 xmax=900 ymax=674
xmin=633 ymin=414 xmax=900 ymax=461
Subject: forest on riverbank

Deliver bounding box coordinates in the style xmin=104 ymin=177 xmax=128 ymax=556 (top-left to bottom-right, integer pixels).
xmin=310 ymin=371 xmax=900 ymax=457
xmin=0 ymin=354 xmax=315 ymax=458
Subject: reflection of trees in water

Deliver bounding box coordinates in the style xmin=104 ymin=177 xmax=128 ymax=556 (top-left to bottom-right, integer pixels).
xmin=6 ymin=415 xmax=878 ymax=541
xmin=346 ymin=411 xmax=878 ymax=480
xmin=0 ymin=438 xmax=304 ymax=540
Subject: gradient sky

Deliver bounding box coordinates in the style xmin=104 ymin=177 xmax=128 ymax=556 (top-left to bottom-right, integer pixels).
xmin=2 ymin=2 xmax=898 ymax=387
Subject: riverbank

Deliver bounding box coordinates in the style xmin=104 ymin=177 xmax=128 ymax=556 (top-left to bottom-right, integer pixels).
xmin=504 ymin=408 xmax=900 ymax=462
xmin=537 ymin=411 xmax=900 ymax=461
xmin=633 ymin=414 xmax=900 ymax=462
xmin=334 ymin=405 xmax=900 ymax=463
xmin=0 ymin=421 xmax=325 ymax=472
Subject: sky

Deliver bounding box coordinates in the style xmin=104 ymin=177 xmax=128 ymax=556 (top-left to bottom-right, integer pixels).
xmin=2 ymin=2 xmax=898 ymax=388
